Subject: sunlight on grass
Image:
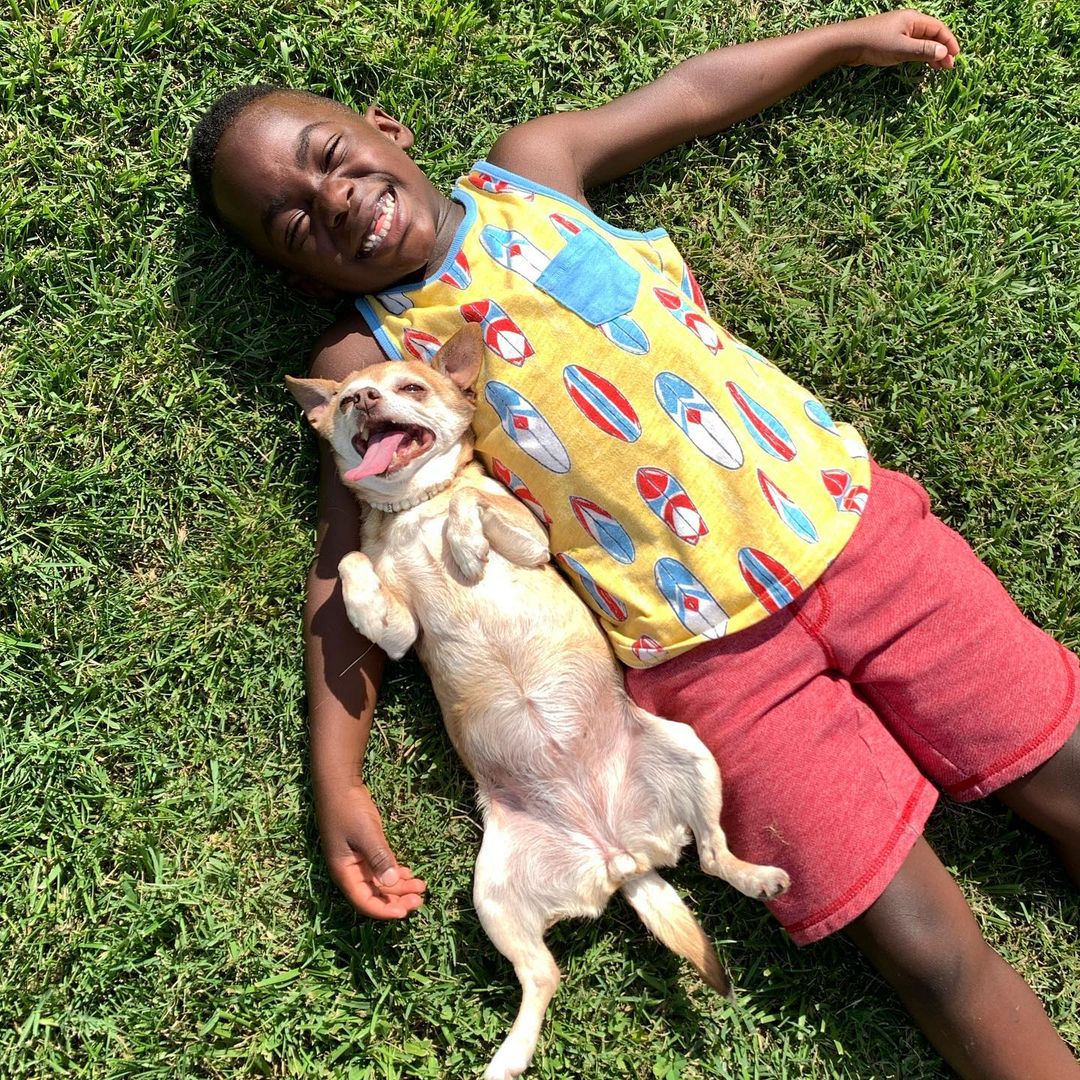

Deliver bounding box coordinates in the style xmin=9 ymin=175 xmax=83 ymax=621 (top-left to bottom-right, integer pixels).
xmin=2 ymin=1 xmax=1078 ymax=1076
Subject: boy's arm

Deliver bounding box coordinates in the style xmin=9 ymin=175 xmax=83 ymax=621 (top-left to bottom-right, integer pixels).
xmin=304 ymin=313 xmax=425 ymax=918
xmin=490 ymin=9 xmax=959 ymax=200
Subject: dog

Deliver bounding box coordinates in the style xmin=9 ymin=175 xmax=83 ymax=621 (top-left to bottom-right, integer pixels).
xmin=287 ymin=324 xmax=789 ymax=1080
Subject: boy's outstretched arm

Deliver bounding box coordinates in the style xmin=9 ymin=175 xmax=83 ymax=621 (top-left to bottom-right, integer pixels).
xmin=490 ymin=9 xmax=959 ymax=199
xmin=304 ymin=319 xmax=426 ymax=918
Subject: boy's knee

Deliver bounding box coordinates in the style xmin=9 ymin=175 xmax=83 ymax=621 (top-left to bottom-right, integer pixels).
xmin=851 ymin=901 xmax=993 ymax=1006
xmin=845 ymin=838 xmax=1002 ymax=1004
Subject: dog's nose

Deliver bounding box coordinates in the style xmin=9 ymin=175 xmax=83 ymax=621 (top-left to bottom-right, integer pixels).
xmin=361 ymin=387 xmax=382 ymax=407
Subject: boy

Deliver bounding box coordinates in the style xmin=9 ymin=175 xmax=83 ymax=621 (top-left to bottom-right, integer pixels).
xmin=190 ymin=9 xmax=1080 ymax=1076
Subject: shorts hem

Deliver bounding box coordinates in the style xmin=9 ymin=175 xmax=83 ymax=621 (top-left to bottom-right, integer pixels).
xmin=782 ymin=778 xmax=939 ymax=946
xmin=945 ymin=642 xmax=1080 ymax=802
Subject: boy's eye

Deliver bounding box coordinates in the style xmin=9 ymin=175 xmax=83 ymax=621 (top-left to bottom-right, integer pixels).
xmin=323 ymin=135 xmax=341 ymax=170
xmin=285 ymin=211 xmax=307 ymax=250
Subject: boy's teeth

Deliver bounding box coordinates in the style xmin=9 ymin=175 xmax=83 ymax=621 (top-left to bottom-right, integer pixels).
xmin=361 ymin=192 xmax=396 ymax=255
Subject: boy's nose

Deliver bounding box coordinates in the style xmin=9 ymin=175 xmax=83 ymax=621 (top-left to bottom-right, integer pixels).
xmin=317 ymin=175 xmax=355 ymax=230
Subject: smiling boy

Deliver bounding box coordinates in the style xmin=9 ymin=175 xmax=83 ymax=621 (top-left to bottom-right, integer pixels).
xmin=190 ymin=10 xmax=1080 ymax=1076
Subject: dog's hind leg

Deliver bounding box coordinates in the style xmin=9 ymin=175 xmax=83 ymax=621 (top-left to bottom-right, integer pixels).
xmin=473 ymin=823 xmax=562 ymax=1080
xmin=634 ymin=709 xmax=790 ymax=899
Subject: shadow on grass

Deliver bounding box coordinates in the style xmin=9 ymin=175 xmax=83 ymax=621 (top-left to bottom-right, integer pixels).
xmin=168 ymin=207 xmax=346 ymax=399
xmin=303 ymin=781 xmax=1077 ymax=1076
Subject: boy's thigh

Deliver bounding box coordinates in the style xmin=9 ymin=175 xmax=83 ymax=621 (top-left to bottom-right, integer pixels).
xmin=626 ymin=609 xmax=938 ymax=946
xmin=824 ymin=466 xmax=1080 ymax=803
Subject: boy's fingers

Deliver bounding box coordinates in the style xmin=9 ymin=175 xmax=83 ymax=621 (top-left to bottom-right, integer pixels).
xmin=376 ymin=867 xmax=427 ymax=896
xmin=902 ymin=35 xmax=948 ymax=63
xmin=335 ymin=865 xmax=426 ymax=919
xmin=911 ymin=14 xmax=961 ymax=58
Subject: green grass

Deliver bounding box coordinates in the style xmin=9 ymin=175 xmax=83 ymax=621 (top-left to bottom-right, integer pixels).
xmin=2 ymin=0 xmax=1079 ymax=1076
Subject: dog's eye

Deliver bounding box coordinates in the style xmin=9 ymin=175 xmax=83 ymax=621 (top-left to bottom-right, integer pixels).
xmin=399 ymin=383 xmax=426 ymax=395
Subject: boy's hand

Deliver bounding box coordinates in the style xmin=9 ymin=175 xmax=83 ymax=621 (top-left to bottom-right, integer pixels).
xmin=319 ymin=781 xmax=426 ymax=918
xmin=843 ymin=10 xmax=960 ymax=70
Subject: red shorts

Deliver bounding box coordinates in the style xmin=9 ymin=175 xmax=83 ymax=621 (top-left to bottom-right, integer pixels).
xmin=626 ymin=463 xmax=1080 ymax=945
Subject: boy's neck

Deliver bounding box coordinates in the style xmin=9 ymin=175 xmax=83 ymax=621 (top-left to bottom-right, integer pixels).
xmin=421 ymin=192 xmax=465 ymax=282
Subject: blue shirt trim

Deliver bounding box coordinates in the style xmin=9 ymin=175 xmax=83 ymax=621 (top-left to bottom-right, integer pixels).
xmin=353 ymin=158 xmax=669 ymax=353
xmin=474 ymin=160 xmax=668 ymax=242
xmin=353 ymin=296 xmax=402 ymax=360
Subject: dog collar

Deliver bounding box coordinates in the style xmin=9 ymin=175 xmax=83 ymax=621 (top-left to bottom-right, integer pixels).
xmin=367 ymin=478 xmax=453 ymax=514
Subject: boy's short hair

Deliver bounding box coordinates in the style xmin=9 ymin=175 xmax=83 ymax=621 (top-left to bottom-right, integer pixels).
xmin=190 ymin=84 xmax=352 ymax=226
xmin=188 ymin=84 xmax=285 ymax=223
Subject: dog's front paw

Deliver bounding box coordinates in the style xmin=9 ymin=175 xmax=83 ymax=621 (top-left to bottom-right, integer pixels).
xmin=338 ymin=552 xmax=388 ymax=634
xmin=447 ymin=490 xmax=490 ymax=584
xmin=446 ymin=524 xmax=489 ymax=584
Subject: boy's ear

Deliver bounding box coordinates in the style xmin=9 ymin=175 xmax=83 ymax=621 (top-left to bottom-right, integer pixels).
xmin=284 ymin=271 xmax=342 ymax=302
xmin=433 ymin=324 xmax=484 ymax=395
xmin=363 ymin=105 xmax=415 ymax=151
xmin=285 ymin=375 xmax=339 ymax=429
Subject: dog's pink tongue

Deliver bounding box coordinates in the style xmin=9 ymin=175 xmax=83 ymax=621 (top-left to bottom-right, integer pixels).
xmin=344 ymin=430 xmax=407 ymax=482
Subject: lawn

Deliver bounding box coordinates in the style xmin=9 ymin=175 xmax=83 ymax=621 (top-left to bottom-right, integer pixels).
xmin=2 ymin=0 xmax=1078 ymax=1076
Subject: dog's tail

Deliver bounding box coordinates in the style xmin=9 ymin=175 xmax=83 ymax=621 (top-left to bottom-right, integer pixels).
xmin=620 ymin=871 xmax=731 ymax=998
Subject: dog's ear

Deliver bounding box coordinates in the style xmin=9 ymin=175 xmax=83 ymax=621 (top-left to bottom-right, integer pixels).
xmin=285 ymin=375 xmax=339 ymax=429
xmin=433 ymin=324 xmax=484 ymax=395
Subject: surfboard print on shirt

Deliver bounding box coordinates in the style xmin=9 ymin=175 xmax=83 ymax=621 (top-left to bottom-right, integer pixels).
xmin=738 ymin=547 xmax=802 ymax=615
xmin=439 ymin=249 xmax=472 ymax=290
xmin=653 ymin=286 xmax=721 ymax=354
xmin=636 ymin=467 xmax=709 ymax=545
xmin=468 ymin=170 xmax=536 ymax=200
xmin=460 ymin=299 xmax=535 ymax=365
xmin=490 ymin=458 xmax=551 ymax=525
xmin=375 ymin=289 xmax=414 ymax=316
xmin=402 ymin=328 xmax=443 ymax=364
xmin=757 ymin=469 xmax=819 ymax=544
xmin=484 ymin=381 xmax=571 ymax=474
xmin=569 ymin=497 xmax=636 ymax=564
xmin=562 ymin=365 xmax=642 ymax=443
xmin=556 ymin=552 xmax=629 ymax=622
xmin=654 ymin=557 xmax=729 ymax=639
xmin=821 ymin=469 xmax=870 ymax=515
xmin=726 ymin=381 xmax=797 ymax=462
xmin=654 ymin=372 xmax=744 ymax=470
xmin=803 ymin=398 xmax=841 ymax=437
xmin=632 ymin=635 xmax=669 ymax=665
xmin=680 ymin=263 xmax=707 ymax=312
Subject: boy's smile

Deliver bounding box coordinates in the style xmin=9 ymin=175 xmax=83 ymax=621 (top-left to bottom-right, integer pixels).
xmin=211 ymin=93 xmax=463 ymax=296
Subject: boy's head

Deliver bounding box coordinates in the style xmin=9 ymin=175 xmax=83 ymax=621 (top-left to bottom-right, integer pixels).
xmin=189 ymin=86 xmax=448 ymax=297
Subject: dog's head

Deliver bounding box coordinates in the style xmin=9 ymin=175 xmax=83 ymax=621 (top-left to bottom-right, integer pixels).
xmin=286 ymin=324 xmax=484 ymax=506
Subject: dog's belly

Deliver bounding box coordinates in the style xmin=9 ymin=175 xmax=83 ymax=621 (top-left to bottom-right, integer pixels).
xmin=374 ymin=510 xmax=657 ymax=843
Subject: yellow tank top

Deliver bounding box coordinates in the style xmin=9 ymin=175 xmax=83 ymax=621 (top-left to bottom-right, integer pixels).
xmin=355 ymin=161 xmax=871 ymax=667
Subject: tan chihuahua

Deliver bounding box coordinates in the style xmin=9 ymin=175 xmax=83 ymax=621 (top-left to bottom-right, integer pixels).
xmin=287 ymin=325 xmax=789 ymax=1080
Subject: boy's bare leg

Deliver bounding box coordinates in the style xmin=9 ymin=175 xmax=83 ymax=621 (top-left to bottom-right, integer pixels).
xmin=996 ymin=725 xmax=1080 ymax=884
xmin=845 ymin=838 xmax=1079 ymax=1080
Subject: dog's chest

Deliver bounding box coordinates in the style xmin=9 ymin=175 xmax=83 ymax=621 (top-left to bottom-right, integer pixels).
xmin=366 ymin=504 xmax=463 ymax=603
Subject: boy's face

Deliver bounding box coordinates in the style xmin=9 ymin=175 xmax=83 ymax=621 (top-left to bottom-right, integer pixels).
xmin=212 ymin=93 xmax=447 ymax=296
